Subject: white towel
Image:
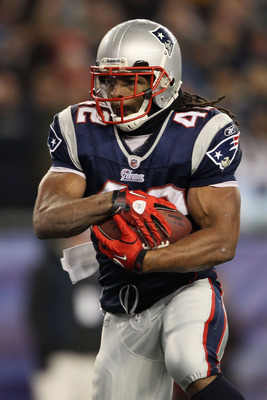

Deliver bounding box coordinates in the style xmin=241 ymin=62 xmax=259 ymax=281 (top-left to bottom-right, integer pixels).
xmin=61 ymin=241 xmax=99 ymax=284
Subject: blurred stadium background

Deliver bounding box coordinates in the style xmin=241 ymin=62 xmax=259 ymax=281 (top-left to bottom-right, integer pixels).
xmin=0 ymin=1 xmax=266 ymax=399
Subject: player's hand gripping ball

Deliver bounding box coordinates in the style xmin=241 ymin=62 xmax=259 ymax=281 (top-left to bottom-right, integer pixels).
xmin=110 ymin=188 xmax=179 ymax=248
xmin=92 ymin=202 xmax=192 ymax=273
xmin=92 ymin=214 xmax=146 ymax=273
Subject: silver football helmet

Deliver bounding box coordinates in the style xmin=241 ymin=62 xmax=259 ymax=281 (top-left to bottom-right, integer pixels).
xmin=90 ymin=19 xmax=182 ymax=131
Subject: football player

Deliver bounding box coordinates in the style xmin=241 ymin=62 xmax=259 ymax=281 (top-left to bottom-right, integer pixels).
xmin=33 ymin=19 xmax=245 ymax=399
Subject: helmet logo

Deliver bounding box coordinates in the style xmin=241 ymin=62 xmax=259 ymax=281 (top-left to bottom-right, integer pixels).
xmin=150 ymin=27 xmax=174 ymax=57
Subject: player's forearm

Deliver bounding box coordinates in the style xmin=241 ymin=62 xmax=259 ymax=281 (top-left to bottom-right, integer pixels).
xmin=33 ymin=192 xmax=113 ymax=239
xmin=142 ymin=227 xmax=237 ymax=273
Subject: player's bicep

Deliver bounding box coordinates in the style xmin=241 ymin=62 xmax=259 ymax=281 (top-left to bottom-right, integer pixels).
xmin=188 ymin=186 xmax=241 ymax=244
xmin=35 ymin=171 xmax=86 ymax=210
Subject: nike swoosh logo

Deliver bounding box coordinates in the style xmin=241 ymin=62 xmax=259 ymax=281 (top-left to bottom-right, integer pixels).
xmin=114 ymin=254 xmax=127 ymax=261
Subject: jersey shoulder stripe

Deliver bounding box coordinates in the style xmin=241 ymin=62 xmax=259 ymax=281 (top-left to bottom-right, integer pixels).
xmin=58 ymin=106 xmax=83 ymax=172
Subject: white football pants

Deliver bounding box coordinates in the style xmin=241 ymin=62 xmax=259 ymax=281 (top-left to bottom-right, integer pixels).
xmin=92 ymin=278 xmax=228 ymax=400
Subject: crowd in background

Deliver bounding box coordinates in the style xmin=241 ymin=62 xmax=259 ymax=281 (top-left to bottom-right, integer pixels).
xmin=0 ymin=0 xmax=267 ymax=211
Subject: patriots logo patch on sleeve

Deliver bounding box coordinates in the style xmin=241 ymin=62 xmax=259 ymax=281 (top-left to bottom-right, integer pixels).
xmin=206 ymin=131 xmax=240 ymax=171
xmin=47 ymin=124 xmax=62 ymax=153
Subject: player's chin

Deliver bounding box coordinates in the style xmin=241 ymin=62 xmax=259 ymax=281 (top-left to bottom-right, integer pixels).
xmin=112 ymin=107 xmax=135 ymax=117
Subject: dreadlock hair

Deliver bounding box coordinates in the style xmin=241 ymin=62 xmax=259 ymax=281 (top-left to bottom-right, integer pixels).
xmin=174 ymin=90 xmax=239 ymax=125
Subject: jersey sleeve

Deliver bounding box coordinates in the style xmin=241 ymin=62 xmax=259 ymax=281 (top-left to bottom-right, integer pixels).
xmin=47 ymin=106 xmax=85 ymax=177
xmin=190 ymin=115 xmax=242 ymax=188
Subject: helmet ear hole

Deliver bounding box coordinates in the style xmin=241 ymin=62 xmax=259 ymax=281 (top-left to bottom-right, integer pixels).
xmin=170 ymin=79 xmax=175 ymax=87
xmin=133 ymin=60 xmax=149 ymax=67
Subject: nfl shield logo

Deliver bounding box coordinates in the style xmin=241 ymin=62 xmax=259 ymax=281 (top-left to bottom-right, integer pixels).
xmin=128 ymin=156 xmax=141 ymax=169
xmin=130 ymin=158 xmax=138 ymax=168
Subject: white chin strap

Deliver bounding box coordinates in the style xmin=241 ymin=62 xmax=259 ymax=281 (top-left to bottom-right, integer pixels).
xmin=116 ymin=113 xmax=149 ymax=131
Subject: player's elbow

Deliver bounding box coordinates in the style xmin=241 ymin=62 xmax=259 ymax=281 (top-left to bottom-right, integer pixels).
xmin=33 ymin=218 xmax=47 ymax=239
xmin=218 ymin=239 xmax=237 ymax=264
xmin=33 ymin=211 xmax=51 ymax=239
xmin=34 ymin=228 xmax=47 ymax=240
xmin=221 ymin=248 xmax=236 ymax=263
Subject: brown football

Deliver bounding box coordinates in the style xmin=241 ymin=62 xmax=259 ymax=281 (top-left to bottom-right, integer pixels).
xmin=97 ymin=209 xmax=192 ymax=247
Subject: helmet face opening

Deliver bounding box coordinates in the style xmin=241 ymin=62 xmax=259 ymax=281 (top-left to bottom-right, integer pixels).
xmin=90 ymin=65 xmax=172 ymax=125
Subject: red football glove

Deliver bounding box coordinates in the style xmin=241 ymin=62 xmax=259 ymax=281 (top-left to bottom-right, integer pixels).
xmin=110 ymin=188 xmax=176 ymax=248
xmin=92 ymin=214 xmax=146 ymax=274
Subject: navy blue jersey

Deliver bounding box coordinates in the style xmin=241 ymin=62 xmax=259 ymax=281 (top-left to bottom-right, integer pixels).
xmin=47 ymin=101 xmax=241 ymax=314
